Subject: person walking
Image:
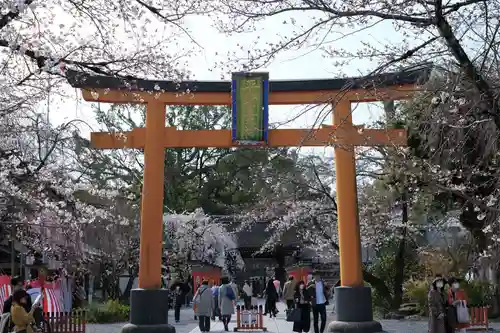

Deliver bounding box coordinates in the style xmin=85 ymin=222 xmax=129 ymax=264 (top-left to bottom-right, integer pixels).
xmin=428 ymin=276 xmax=447 ymax=333
xmin=194 ymin=280 xmax=214 ymax=333
xmin=172 ymin=285 xmax=184 ymax=323
xmin=306 ymin=270 xmax=329 ymax=333
xmin=283 ymin=276 xmax=296 ymax=310
xmin=230 ymin=279 xmax=239 ymax=302
xmin=186 ymin=281 xmax=193 ymax=307
xmin=211 ymin=283 xmax=221 ymax=321
xmin=293 ymin=280 xmax=311 ymax=333
xmin=265 ymin=279 xmax=278 ymax=318
xmin=218 ymin=277 xmax=235 ymax=332
xmin=259 ymin=277 xmax=265 ymax=297
xmin=447 ymin=277 xmax=469 ymax=333
xmin=273 ymin=277 xmax=281 ymax=299
xmin=242 ymin=281 xmax=252 ymax=309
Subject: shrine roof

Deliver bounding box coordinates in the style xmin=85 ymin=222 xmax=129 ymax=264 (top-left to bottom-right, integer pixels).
xmin=222 ymin=220 xmax=302 ymax=249
xmin=65 ymin=65 xmax=431 ymax=93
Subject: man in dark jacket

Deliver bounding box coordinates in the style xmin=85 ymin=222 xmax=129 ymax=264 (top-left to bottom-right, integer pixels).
xmin=306 ymin=270 xmax=330 ymax=333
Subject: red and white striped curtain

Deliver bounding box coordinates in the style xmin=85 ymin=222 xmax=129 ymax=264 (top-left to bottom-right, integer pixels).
xmin=0 ymin=275 xmax=12 ymax=312
xmin=0 ymin=275 xmax=64 ymax=314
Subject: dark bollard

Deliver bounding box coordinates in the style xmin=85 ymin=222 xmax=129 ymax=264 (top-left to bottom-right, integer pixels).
xmin=122 ymin=289 xmax=176 ymax=333
xmin=327 ymin=286 xmax=383 ymax=333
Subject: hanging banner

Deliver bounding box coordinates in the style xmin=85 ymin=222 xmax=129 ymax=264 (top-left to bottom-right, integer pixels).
xmin=231 ymin=72 xmax=269 ymax=145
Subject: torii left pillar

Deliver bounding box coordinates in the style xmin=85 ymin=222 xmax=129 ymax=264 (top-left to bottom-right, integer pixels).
xmin=122 ymin=101 xmax=175 ymax=333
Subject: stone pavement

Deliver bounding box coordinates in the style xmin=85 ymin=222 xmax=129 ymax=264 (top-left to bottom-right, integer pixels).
xmin=84 ymin=302 xmax=500 ymax=333
xmin=85 ymin=306 xmax=200 ymax=333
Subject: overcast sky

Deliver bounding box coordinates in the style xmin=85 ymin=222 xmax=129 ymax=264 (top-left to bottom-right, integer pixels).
xmin=45 ymin=11 xmax=403 ymax=157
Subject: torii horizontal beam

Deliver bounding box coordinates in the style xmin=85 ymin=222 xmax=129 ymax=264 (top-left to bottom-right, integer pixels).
xmin=90 ymin=126 xmax=406 ymax=149
xmin=65 ymin=67 xmax=431 ymax=105
xmin=80 ymin=85 xmax=417 ymax=105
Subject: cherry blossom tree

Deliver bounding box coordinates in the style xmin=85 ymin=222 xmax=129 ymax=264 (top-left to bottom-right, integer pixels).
xmin=208 ymin=0 xmax=498 ymax=118
xmin=164 ymin=209 xmax=244 ymax=271
xmin=0 ymin=0 xmax=212 ymax=267
xmin=0 ymin=104 xmax=137 ymax=269
xmin=0 ymin=0 xmax=204 ymax=112
xmin=204 ymin=2 xmax=500 ymax=247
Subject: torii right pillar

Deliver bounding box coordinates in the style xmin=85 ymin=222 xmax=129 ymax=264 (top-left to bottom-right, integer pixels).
xmin=328 ymin=100 xmax=382 ymax=333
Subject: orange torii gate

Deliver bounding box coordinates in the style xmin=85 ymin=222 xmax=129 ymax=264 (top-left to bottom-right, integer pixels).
xmin=67 ymin=67 xmax=429 ymax=333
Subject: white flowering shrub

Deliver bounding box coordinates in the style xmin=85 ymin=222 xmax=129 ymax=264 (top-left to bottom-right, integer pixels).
xmin=164 ymin=209 xmax=244 ymax=270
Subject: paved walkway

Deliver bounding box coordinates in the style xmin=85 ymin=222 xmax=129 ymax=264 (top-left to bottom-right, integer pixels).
xmin=84 ymin=302 xmax=500 ymax=333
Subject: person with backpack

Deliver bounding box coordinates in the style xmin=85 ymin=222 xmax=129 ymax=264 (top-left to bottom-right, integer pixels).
xmin=193 ymin=280 xmax=214 ymax=333
xmin=218 ymin=277 xmax=235 ymax=332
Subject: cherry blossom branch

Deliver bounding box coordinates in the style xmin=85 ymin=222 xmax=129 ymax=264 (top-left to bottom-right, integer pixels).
xmin=433 ymin=0 xmax=499 ymax=128
xmin=0 ymin=0 xmax=34 ymax=30
xmin=0 ymin=39 xmax=129 ymax=77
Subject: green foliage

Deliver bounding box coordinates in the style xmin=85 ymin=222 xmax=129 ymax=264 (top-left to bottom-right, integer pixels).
xmin=403 ymin=279 xmax=495 ymax=315
xmin=403 ymin=279 xmax=430 ymax=314
xmin=462 ymin=280 xmax=495 ymax=306
xmin=369 ymin=254 xmax=398 ymax=312
xmin=368 ymin=240 xmax=425 ymax=312
xmin=87 ymin=300 xmax=130 ymax=323
xmin=87 ymin=104 xmax=303 ymax=215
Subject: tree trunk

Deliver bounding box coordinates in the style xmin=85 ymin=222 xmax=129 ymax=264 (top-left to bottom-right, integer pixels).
xmin=310 ymin=216 xmax=394 ymax=304
xmin=362 ymin=269 xmax=393 ymax=302
xmin=120 ymin=276 xmax=136 ymax=304
xmin=392 ymin=191 xmax=409 ymax=310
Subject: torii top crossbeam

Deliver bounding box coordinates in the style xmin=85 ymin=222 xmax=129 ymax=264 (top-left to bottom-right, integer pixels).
xmin=67 ymin=67 xmax=428 ymax=105
xmin=66 ymin=67 xmax=430 ymax=150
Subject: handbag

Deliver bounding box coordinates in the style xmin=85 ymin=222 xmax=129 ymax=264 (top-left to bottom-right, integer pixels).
xmin=456 ymin=301 xmax=470 ymax=324
xmin=286 ymin=308 xmax=302 ymax=322
xmin=446 ymin=305 xmax=458 ymax=328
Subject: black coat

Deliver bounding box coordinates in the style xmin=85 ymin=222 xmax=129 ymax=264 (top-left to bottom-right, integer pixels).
xmin=265 ymin=283 xmax=278 ymax=302
xmin=293 ymin=288 xmax=311 ymax=333
xmin=293 ymin=288 xmax=311 ymax=303
xmin=306 ymin=280 xmax=330 ymax=306
xmin=172 ymin=289 xmax=184 ymax=307
xmin=170 ymin=281 xmax=190 ymax=294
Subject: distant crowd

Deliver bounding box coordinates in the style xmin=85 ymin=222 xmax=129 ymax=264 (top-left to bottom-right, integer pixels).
xmin=169 ymin=270 xmax=333 ymax=333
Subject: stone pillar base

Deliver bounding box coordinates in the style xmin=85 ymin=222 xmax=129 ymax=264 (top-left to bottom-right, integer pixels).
xmin=121 ymin=289 xmax=176 ymax=333
xmin=328 ymin=286 xmax=383 ymax=333
xmin=327 ymin=320 xmax=383 ymax=333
